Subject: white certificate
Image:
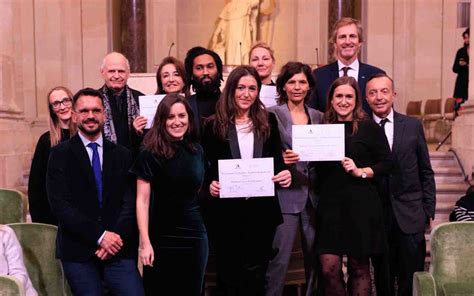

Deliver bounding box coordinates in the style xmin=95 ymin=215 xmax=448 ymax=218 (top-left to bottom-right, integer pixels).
xmin=259 ymin=85 xmax=278 ymax=108
xmin=292 ymin=124 xmax=345 ymax=161
xmin=218 ymin=158 xmax=275 ymax=198
xmin=139 ymin=95 xmax=166 ymax=129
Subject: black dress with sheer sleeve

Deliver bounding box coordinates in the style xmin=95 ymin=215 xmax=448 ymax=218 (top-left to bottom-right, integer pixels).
xmin=131 ymin=141 xmax=208 ymax=296
xmin=315 ymin=120 xmax=392 ymax=257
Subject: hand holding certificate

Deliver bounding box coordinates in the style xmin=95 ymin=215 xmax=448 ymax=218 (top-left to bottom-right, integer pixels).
xmin=139 ymin=95 xmax=166 ymax=129
xmin=292 ymin=124 xmax=345 ymax=161
xmin=218 ymin=158 xmax=275 ymax=198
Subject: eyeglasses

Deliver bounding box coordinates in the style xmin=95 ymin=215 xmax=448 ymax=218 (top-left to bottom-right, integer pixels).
xmin=51 ymin=97 xmax=72 ymax=109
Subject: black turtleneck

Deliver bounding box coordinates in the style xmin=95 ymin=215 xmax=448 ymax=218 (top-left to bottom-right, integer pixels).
xmin=106 ymin=87 xmax=131 ymax=149
xmin=29 ymin=128 xmax=71 ymax=225
xmin=196 ymin=91 xmax=220 ymax=119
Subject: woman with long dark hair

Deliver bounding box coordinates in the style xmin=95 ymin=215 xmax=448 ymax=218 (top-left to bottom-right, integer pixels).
xmin=201 ymin=65 xmax=291 ymax=295
xmin=316 ymin=76 xmax=391 ymax=296
xmin=132 ymin=94 xmax=208 ymax=295
xmin=28 ymin=86 xmax=76 ymax=225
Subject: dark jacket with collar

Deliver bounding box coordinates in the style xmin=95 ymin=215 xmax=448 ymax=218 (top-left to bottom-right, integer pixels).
xmin=381 ymin=111 xmax=436 ymax=234
xmin=309 ymin=61 xmax=385 ymax=114
xmin=47 ymin=134 xmax=137 ymax=261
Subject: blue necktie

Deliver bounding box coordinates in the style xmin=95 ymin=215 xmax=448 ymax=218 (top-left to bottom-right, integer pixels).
xmin=88 ymin=142 xmax=103 ymax=208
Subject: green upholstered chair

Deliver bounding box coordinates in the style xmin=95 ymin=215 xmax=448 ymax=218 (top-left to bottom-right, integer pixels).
xmin=0 ymin=188 xmax=26 ymax=224
xmin=0 ymin=275 xmax=25 ymax=296
xmin=413 ymin=222 xmax=474 ymax=296
xmin=7 ymin=223 xmax=71 ymax=296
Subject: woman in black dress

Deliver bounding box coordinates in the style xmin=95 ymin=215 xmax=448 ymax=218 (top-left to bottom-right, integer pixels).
xmin=316 ymin=77 xmax=392 ymax=296
xmin=132 ymin=94 xmax=208 ymax=295
xmin=201 ymin=65 xmax=291 ymax=295
xmin=28 ymin=86 xmax=76 ymax=225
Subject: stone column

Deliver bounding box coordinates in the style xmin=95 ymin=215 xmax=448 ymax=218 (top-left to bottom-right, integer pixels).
xmin=0 ymin=0 xmax=21 ymax=117
xmin=0 ymin=0 xmax=32 ymax=191
xmin=121 ymin=0 xmax=147 ymax=72
xmin=327 ymin=0 xmax=357 ymax=62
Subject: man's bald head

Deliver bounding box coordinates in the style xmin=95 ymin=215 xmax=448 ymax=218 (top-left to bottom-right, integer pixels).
xmin=100 ymin=52 xmax=131 ymax=92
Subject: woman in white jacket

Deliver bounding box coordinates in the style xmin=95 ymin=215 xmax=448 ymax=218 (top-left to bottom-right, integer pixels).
xmin=0 ymin=224 xmax=37 ymax=296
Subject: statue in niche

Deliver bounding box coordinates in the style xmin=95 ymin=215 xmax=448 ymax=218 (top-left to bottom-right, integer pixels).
xmin=210 ymin=0 xmax=276 ymax=65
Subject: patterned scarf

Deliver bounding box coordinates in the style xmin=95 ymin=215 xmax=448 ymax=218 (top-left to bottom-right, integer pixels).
xmin=99 ymin=85 xmax=140 ymax=144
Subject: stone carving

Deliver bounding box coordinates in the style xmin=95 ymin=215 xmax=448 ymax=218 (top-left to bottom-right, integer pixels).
xmin=210 ymin=0 xmax=276 ymax=65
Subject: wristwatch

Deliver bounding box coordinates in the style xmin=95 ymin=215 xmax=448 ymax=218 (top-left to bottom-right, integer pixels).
xmin=361 ymin=169 xmax=367 ymax=179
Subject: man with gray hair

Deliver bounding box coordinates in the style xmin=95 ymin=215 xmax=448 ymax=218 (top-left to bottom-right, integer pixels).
xmin=98 ymin=52 xmax=145 ymax=154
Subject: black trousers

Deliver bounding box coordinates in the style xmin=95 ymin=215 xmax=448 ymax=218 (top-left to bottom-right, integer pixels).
xmin=373 ymin=212 xmax=426 ymax=296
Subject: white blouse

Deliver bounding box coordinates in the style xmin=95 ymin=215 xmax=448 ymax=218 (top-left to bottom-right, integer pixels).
xmin=236 ymin=122 xmax=254 ymax=159
xmin=0 ymin=225 xmax=38 ymax=296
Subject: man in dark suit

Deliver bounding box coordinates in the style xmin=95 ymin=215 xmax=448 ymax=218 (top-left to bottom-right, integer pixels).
xmin=184 ymin=46 xmax=223 ymax=132
xmin=366 ymin=74 xmax=436 ymax=296
xmin=309 ymin=17 xmax=384 ymax=114
xmin=47 ymin=88 xmax=144 ymax=296
xmin=98 ymin=52 xmax=145 ymax=155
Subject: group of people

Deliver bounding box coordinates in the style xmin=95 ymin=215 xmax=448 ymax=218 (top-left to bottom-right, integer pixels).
xmin=24 ymin=17 xmax=436 ymax=296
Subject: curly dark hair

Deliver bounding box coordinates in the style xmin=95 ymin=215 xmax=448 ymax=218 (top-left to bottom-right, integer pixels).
xmin=184 ymin=47 xmax=223 ymax=92
xmin=276 ymin=62 xmax=315 ymax=104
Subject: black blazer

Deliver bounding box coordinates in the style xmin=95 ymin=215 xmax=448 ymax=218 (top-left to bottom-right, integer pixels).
xmin=201 ymin=112 xmax=288 ymax=228
xmin=47 ymin=134 xmax=137 ymax=261
xmin=309 ymin=61 xmax=385 ymax=114
xmin=385 ymin=112 xmax=436 ymax=234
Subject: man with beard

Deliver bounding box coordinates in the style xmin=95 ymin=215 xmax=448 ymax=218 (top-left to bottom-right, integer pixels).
xmin=47 ymin=88 xmax=144 ymax=296
xmin=309 ymin=17 xmax=384 ymax=114
xmin=184 ymin=46 xmax=223 ymax=133
xmin=98 ymin=52 xmax=145 ymax=154
xmin=453 ymin=28 xmax=469 ymax=108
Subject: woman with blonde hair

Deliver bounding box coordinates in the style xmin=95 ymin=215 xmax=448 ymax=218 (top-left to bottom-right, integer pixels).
xmin=249 ymin=41 xmax=276 ymax=85
xmin=28 ymin=86 xmax=76 ymax=225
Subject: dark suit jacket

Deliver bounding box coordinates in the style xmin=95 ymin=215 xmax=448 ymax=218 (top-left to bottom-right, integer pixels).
xmin=385 ymin=112 xmax=436 ymax=234
xmin=268 ymin=104 xmax=323 ymax=213
xmin=309 ymin=61 xmax=385 ymax=114
xmin=46 ymin=134 xmax=137 ymax=261
xmin=201 ymin=112 xmax=288 ymax=228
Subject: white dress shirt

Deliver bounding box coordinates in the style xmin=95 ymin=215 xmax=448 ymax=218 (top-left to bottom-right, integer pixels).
xmin=338 ymin=59 xmax=360 ymax=81
xmin=78 ymin=131 xmax=103 ymax=169
xmin=373 ymin=108 xmax=394 ymax=150
xmin=77 ymin=131 xmax=106 ymax=244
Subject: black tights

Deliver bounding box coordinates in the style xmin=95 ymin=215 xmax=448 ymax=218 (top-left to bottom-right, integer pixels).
xmin=320 ymin=254 xmax=371 ymax=296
